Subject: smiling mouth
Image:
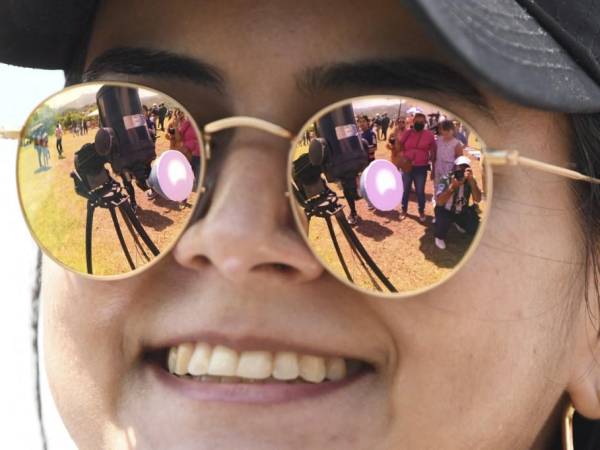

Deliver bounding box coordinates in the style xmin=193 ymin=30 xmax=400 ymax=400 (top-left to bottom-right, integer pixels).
xmin=146 ymin=341 xmax=372 ymax=386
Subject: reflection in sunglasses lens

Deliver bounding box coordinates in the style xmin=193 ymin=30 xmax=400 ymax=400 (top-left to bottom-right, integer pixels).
xmin=290 ymin=96 xmax=488 ymax=296
xmin=17 ymin=82 xmax=204 ymax=277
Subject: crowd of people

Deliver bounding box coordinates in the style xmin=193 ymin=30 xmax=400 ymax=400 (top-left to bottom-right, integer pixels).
xmin=333 ymin=109 xmax=482 ymax=251
xmin=71 ymin=119 xmax=91 ymax=136
xmin=143 ymin=103 xmax=200 ymax=198
xmin=30 ymin=102 xmax=198 ymax=190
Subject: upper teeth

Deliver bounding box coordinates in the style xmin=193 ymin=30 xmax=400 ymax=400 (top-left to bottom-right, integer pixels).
xmin=167 ymin=342 xmax=348 ymax=383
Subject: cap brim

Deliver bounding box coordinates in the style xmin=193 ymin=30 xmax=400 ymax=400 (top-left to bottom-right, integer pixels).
xmin=405 ymin=0 xmax=600 ymax=113
xmin=0 ymin=0 xmax=599 ymax=113
xmin=0 ymin=0 xmax=97 ymax=70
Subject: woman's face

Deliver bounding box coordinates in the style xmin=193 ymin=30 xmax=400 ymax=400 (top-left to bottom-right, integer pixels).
xmin=41 ymin=0 xmax=597 ymax=449
xmin=440 ymin=126 xmax=454 ymax=139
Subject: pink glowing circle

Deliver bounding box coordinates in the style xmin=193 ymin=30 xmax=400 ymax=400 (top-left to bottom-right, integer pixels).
xmin=359 ymin=160 xmax=403 ymax=211
xmin=155 ymin=150 xmax=195 ymax=201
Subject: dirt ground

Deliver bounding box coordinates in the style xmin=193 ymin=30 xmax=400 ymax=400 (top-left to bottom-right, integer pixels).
xmin=303 ymin=125 xmax=487 ymax=294
xmin=18 ymin=126 xmax=198 ymax=275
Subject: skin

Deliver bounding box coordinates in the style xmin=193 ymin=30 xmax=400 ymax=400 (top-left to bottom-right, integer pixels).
xmin=40 ymin=0 xmax=600 ymax=449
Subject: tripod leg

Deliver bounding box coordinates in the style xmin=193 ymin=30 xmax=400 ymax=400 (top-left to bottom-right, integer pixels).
xmin=109 ymin=207 xmax=136 ymax=271
xmin=118 ymin=207 xmax=151 ymax=262
xmin=335 ymin=211 xmax=397 ymax=293
xmin=325 ymin=215 xmax=354 ymax=283
xmin=85 ymin=203 xmax=95 ymax=274
xmin=121 ymin=202 xmax=160 ymax=256
xmin=122 ymin=177 xmax=138 ymax=212
xmin=336 ymin=214 xmax=382 ymax=292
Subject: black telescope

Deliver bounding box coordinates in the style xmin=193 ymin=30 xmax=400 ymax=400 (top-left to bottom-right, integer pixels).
xmin=309 ymin=104 xmax=369 ymax=181
xmin=95 ymin=85 xmax=156 ymax=186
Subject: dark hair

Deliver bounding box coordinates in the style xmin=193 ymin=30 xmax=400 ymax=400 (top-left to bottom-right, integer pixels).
xmin=28 ymin=30 xmax=600 ymax=450
xmin=565 ymin=113 xmax=600 ymax=448
xmin=439 ymin=119 xmax=455 ymax=131
xmin=414 ymin=112 xmax=427 ymax=121
xmin=31 ymin=251 xmax=47 ymax=450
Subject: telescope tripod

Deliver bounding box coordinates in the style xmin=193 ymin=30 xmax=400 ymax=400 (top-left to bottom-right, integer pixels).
xmin=300 ymin=186 xmax=397 ymax=293
xmin=73 ymin=174 xmax=160 ymax=274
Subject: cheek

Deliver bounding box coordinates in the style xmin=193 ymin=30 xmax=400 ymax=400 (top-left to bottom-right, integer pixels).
xmin=370 ymin=272 xmax=573 ymax=448
xmin=41 ymin=257 xmax=136 ymax=445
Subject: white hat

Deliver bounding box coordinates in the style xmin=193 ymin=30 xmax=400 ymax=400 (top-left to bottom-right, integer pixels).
xmin=454 ymin=156 xmax=471 ymax=167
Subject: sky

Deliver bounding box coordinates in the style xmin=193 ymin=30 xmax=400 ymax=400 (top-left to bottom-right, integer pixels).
xmin=0 ymin=62 xmax=76 ymax=448
xmin=0 ymin=63 xmax=65 ymax=130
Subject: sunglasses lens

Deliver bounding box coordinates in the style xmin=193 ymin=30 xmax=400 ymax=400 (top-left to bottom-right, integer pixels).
xmin=17 ymin=82 xmax=204 ymax=277
xmin=289 ymin=96 xmax=489 ymax=297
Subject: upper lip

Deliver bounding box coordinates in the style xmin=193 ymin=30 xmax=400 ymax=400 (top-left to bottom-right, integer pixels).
xmin=143 ymin=330 xmax=378 ymax=367
xmin=131 ymin=269 xmax=392 ymax=373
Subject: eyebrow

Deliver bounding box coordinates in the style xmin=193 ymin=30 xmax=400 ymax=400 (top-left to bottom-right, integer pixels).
xmin=83 ymin=47 xmax=225 ymax=91
xmin=84 ymin=49 xmax=491 ymax=116
xmin=298 ymin=59 xmax=492 ymax=114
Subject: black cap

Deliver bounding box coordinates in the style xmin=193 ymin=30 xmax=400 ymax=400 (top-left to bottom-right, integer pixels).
xmin=0 ymin=0 xmax=98 ymax=69
xmin=1 ymin=0 xmax=599 ymax=113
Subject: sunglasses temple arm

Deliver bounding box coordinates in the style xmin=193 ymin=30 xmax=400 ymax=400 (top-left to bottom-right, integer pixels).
xmin=486 ymin=149 xmax=600 ymax=184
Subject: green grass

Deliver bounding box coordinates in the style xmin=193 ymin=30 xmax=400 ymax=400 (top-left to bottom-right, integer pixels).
xmin=18 ymin=130 xmax=198 ymax=275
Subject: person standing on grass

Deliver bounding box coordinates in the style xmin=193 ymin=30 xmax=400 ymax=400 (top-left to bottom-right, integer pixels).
xmin=380 ymin=113 xmax=390 ymax=141
xmin=158 ymin=103 xmax=167 ymax=131
xmin=454 ymin=121 xmax=468 ymax=146
xmin=33 ymin=132 xmax=43 ymax=169
xmin=358 ymin=115 xmax=377 ymax=163
xmin=432 ymin=120 xmax=463 ymax=186
xmin=397 ymin=112 xmax=436 ymax=223
xmin=55 ymin=123 xmax=64 ymax=159
xmin=41 ymin=132 xmax=50 ymax=167
xmin=373 ymin=113 xmax=381 ymax=140
xmin=387 ymin=116 xmax=407 ymax=151
xmin=143 ymin=105 xmax=157 ymax=142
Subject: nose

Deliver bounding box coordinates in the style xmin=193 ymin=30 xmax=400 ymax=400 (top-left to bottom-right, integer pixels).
xmin=172 ymin=130 xmax=324 ymax=286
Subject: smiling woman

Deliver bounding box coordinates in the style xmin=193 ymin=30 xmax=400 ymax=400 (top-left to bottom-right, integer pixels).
xmin=4 ymin=0 xmax=600 ymax=449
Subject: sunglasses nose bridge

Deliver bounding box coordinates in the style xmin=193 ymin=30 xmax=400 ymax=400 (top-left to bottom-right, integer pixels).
xmin=203 ymin=116 xmax=294 ymax=141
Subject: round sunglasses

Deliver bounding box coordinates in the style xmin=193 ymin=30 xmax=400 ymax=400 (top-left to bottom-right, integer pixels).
xmin=15 ymin=81 xmax=600 ymax=298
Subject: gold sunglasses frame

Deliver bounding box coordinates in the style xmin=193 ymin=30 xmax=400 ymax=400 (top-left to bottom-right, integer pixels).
xmin=16 ymin=82 xmax=600 ymax=297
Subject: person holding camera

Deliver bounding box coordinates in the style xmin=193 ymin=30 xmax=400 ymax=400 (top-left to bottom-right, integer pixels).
xmin=434 ymin=156 xmax=482 ymax=250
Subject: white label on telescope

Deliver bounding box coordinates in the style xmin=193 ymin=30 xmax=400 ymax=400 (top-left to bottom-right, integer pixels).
xmin=123 ymin=114 xmax=146 ymax=130
xmin=335 ymin=124 xmax=358 ymax=140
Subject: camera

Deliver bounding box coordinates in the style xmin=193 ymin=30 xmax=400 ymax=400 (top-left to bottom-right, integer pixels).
xmin=452 ymin=169 xmax=465 ymax=182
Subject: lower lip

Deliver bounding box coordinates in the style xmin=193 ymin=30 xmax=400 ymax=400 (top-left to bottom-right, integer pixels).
xmin=147 ymin=363 xmax=370 ymax=404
